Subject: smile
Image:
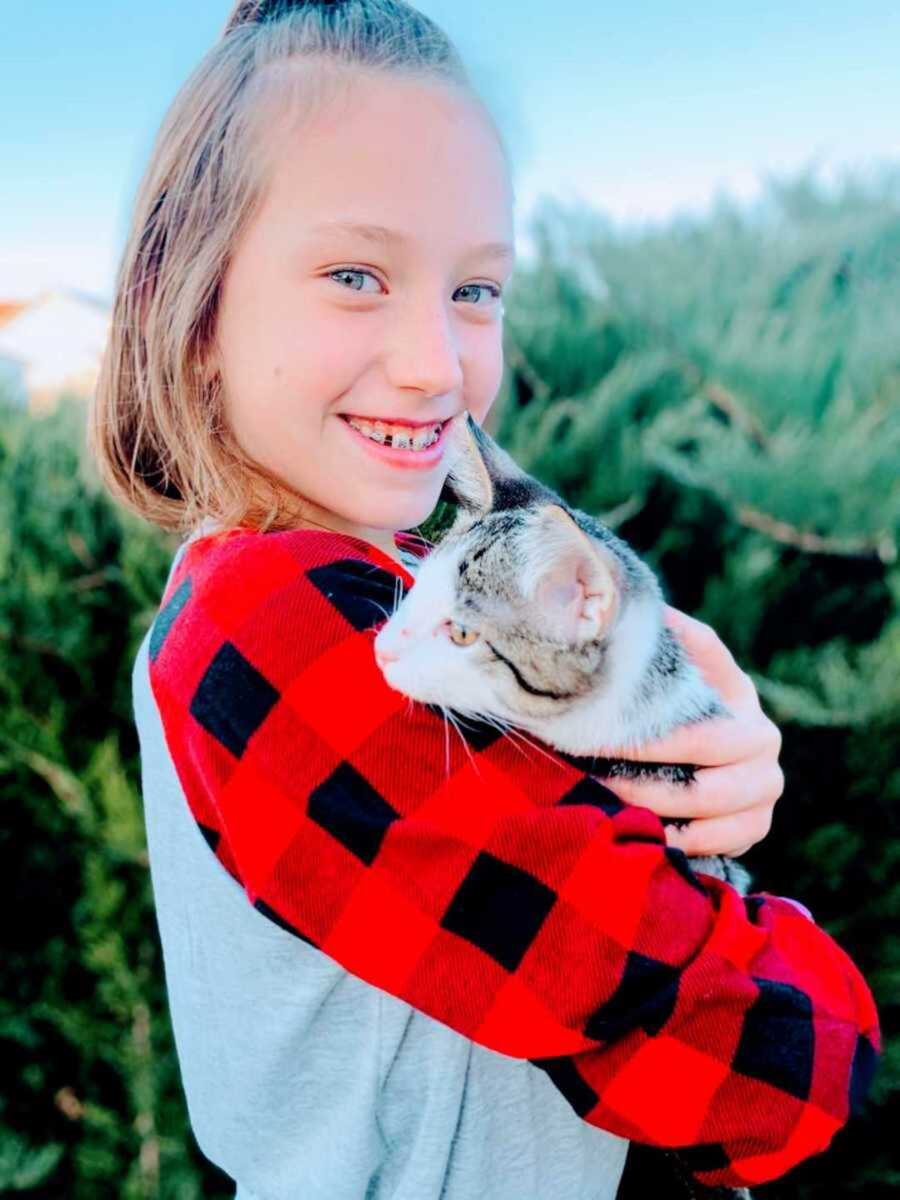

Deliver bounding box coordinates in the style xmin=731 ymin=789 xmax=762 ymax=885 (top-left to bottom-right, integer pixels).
xmin=337 ymin=413 xmax=455 ymax=471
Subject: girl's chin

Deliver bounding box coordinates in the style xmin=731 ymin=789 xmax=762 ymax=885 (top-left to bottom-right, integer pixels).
xmin=337 ymin=467 xmax=449 ymax=517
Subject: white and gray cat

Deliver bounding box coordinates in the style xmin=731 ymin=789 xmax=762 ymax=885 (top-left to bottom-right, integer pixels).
xmin=374 ymin=409 xmax=752 ymax=897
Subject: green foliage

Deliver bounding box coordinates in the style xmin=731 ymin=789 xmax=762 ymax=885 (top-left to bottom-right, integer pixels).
xmin=491 ymin=164 xmax=899 ymax=1197
xmin=2 ymin=163 xmax=897 ymax=1195
xmin=0 ymin=398 xmax=230 ymax=1196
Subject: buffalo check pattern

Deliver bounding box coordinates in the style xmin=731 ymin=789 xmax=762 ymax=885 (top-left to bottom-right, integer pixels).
xmin=147 ymin=525 xmax=881 ymax=1190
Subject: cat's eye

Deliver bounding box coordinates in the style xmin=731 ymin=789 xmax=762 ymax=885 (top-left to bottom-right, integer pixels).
xmin=447 ymin=621 xmax=480 ymax=647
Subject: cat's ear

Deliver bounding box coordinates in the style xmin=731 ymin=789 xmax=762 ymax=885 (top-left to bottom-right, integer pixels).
xmin=526 ymin=505 xmax=619 ymax=644
xmin=441 ymin=411 xmax=530 ymax=516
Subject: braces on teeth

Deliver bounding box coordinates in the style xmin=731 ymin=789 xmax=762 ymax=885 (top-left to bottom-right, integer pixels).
xmin=346 ymin=417 xmax=443 ymax=450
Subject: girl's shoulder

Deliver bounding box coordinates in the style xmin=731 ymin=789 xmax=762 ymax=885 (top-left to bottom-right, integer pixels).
xmin=166 ymin=522 xmax=421 ymax=610
xmin=153 ymin=523 xmax=422 ymax=673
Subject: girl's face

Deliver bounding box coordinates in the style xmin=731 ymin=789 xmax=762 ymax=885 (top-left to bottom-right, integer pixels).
xmin=213 ymin=73 xmax=515 ymax=559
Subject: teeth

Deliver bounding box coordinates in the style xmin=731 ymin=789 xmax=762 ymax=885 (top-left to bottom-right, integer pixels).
xmin=346 ymin=417 xmax=443 ymax=450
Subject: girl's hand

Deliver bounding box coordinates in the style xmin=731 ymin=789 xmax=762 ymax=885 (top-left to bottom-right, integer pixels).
xmin=597 ymin=605 xmax=785 ymax=859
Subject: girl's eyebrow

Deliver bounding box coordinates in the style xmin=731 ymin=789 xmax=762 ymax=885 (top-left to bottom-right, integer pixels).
xmin=307 ymin=219 xmax=516 ymax=265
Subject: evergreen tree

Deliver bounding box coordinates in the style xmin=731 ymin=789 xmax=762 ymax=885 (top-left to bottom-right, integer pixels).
xmin=478 ymin=163 xmax=899 ymax=1198
xmin=0 ymin=397 xmax=232 ymax=1197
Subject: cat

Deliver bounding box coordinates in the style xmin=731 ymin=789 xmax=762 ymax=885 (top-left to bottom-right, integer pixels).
xmin=372 ymin=410 xmax=757 ymax=1200
xmin=373 ymin=410 xmax=752 ymax=897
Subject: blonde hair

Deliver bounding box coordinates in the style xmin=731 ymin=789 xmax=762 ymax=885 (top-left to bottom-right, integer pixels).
xmin=88 ymin=0 xmax=512 ymax=535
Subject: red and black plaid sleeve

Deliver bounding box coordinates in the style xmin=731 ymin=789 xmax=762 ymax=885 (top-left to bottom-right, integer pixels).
xmin=147 ymin=526 xmax=881 ymax=1191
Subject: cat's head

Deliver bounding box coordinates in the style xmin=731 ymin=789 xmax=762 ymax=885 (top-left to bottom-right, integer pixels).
xmin=372 ymin=412 xmax=661 ymax=723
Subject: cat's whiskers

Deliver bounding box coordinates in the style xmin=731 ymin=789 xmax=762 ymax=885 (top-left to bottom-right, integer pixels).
xmin=369 ymin=599 xmax=391 ymax=624
xmin=440 ymin=706 xmax=482 ymax=779
xmin=457 ymin=710 xmax=528 ymax=757
xmin=495 ymin=722 xmax=576 ymax=772
xmin=482 ymin=717 xmax=548 ymax=763
xmin=452 ymin=708 xmax=571 ymax=774
xmin=449 ymin=708 xmax=539 ymax=766
xmin=445 ymin=706 xmax=562 ymax=775
xmin=354 ymin=561 xmax=405 ymax=623
xmin=439 ymin=705 xmax=451 ymax=779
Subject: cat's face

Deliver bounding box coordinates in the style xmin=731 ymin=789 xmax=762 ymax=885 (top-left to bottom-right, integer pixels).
xmin=373 ymin=413 xmax=649 ymax=722
xmin=374 ymin=505 xmax=619 ymax=720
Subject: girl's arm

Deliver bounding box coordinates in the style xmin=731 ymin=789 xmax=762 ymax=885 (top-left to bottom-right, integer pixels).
xmin=148 ymin=527 xmax=881 ymax=1192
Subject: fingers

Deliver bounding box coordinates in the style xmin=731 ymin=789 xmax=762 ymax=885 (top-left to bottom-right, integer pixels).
xmin=591 ymin=610 xmax=778 ymax=766
xmin=587 ymin=608 xmax=785 ymax=862
xmin=593 ymin=710 xmax=758 ymax=766
xmin=593 ymin=695 xmax=781 ymax=768
xmin=662 ymin=804 xmax=774 ymax=857
xmin=662 ymin=606 xmax=758 ymax=709
xmin=606 ymin=758 xmax=784 ymax=820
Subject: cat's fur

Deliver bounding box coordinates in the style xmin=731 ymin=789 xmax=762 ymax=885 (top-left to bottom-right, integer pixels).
xmin=374 ymin=410 xmax=752 ymax=896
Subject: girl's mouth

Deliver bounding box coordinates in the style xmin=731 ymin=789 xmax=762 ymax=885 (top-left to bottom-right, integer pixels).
xmin=337 ymin=413 xmax=454 ymax=471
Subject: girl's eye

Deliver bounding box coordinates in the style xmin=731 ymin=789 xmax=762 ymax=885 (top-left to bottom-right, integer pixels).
xmin=454 ymin=282 xmax=503 ymax=305
xmin=329 ymin=268 xmax=382 ymax=294
xmin=447 ymin=620 xmax=480 ymax=647
xmin=328 ymin=268 xmax=502 ymax=306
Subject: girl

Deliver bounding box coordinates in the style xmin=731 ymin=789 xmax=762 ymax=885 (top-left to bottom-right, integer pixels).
xmin=89 ymin=2 xmax=880 ymax=1198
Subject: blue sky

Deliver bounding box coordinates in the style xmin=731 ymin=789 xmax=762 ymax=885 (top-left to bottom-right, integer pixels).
xmin=2 ymin=0 xmax=899 ymax=301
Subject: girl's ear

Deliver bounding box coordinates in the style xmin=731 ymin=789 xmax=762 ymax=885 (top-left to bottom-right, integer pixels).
xmin=441 ymin=411 xmax=531 ymax=516
xmin=525 ymin=505 xmax=619 ymax=644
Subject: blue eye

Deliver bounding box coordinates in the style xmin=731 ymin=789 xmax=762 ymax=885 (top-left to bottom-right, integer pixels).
xmin=328 ymin=268 xmax=502 ymax=305
xmin=454 ymin=282 xmax=503 ymax=305
xmin=329 ymin=268 xmax=381 ymax=294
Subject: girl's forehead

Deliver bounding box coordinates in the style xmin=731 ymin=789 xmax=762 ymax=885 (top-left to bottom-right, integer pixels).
xmin=255 ymin=73 xmax=513 ymax=231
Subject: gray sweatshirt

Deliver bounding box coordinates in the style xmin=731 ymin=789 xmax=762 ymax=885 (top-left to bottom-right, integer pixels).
xmin=132 ymin=526 xmax=630 ymax=1200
